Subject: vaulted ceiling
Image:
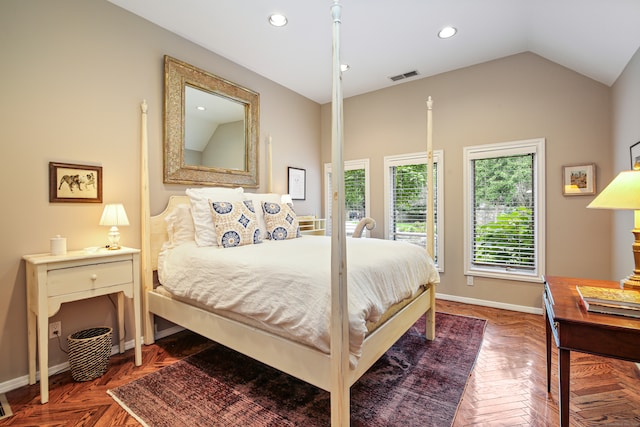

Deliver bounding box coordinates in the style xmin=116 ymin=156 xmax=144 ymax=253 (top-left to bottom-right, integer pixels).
xmin=109 ymin=0 xmax=640 ymax=104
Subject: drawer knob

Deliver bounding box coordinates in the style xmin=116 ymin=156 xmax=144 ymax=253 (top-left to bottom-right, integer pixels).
xmin=91 ymin=274 xmax=97 ymax=281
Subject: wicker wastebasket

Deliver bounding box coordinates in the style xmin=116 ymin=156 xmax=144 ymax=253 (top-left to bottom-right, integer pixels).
xmin=67 ymin=327 xmax=112 ymax=381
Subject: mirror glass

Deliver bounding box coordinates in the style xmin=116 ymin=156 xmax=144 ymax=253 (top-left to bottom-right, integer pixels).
xmin=164 ymin=56 xmax=259 ymax=187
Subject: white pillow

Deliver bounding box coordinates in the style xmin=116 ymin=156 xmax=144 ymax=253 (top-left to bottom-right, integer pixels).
xmin=210 ymin=200 xmax=260 ymax=248
xmin=164 ymin=204 xmax=195 ymax=247
xmin=262 ymin=202 xmax=300 ymax=240
xmin=186 ymin=187 xmax=245 ymax=246
xmin=243 ymin=192 xmax=281 ymax=239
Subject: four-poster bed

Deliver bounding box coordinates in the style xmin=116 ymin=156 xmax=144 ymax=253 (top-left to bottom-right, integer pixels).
xmin=139 ymin=2 xmax=438 ymax=426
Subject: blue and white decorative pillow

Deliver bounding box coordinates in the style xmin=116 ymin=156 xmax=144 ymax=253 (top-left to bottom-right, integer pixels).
xmin=262 ymin=202 xmax=300 ymax=240
xmin=210 ymin=200 xmax=261 ymax=248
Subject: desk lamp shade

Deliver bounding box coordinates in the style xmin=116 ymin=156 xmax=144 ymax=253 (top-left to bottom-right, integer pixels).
xmin=99 ymin=203 xmax=129 ymax=250
xmin=587 ymin=169 xmax=640 ymax=288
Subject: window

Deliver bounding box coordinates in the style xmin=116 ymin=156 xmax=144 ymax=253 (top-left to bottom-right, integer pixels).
xmin=324 ymin=159 xmax=370 ymax=236
xmin=463 ymin=138 xmax=545 ymax=282
xmin=384 ymin=151 xmax=444 ymax=271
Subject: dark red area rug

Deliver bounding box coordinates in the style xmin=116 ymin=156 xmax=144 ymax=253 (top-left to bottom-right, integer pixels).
xmin=108 ymin=312 xmax=486 ymax=426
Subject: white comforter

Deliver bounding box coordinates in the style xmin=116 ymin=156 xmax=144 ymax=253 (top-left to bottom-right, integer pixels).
xmin=158 ymin=236 xmax=439 ymax=364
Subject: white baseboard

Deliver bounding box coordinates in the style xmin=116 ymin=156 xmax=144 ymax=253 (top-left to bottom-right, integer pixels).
xmin=436 ymin=292 xmax=544 ymax=315
xmin=0 ymin=338 xmax=140 ymax=395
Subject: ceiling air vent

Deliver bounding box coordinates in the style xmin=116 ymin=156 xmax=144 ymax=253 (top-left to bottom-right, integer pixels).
xmin=389 ymin=70 xmax=419 ymax=82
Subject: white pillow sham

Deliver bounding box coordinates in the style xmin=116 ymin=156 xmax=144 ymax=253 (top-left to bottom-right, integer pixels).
xmin=186 ymin=187 xmax=245 ymax=247
xmin=164 ymin=204 xmax=195 ymax=248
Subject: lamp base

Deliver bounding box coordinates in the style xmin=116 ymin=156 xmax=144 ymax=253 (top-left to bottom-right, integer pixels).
xmin=622 ymin=274 xmax=640 ymax=289
xmin=107 ymin=226 xmax=121 ymax=250
xmin=627 ymin=225 xmax=640 ymax=289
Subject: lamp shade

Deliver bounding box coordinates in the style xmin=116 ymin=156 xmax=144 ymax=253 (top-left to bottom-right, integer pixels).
xmin=587 ymin=170 xmax=640 ymax=210
xmin=99 ymin=203 xmax=130 ymax=226
xmin=281 ymin=194 xmax=293 ymax=204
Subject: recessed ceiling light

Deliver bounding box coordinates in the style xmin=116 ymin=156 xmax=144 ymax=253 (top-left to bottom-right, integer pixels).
xmin=341 ymin=64 xmax=350 ymax=72
xmin=269 ymin=13 xmax=288 ymax=27
xmin=196 ymin=106 xmax=206 ymax=111
xmin=438 ymin=26 xmax=457 ymax=39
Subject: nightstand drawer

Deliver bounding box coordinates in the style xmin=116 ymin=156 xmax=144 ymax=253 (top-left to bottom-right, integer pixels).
xmin=47 ymin=260 xmax=133 ymax=296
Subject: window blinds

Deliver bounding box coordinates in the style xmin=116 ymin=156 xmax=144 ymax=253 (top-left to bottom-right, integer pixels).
xmin=388 ymin=163 xmax=438 ymax=262
xmin=326 ymin=168 xmax=367 ymax=236
xmin=471 ymin=154 xmax=535 ymax=269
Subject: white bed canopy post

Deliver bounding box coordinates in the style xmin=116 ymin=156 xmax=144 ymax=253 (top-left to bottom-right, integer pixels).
xmin=330 ymin=1 xmax=350 ymax=426
xmin=140 ymin=100 xmax=154 ymax=345
xmin=267 ymin=135 xmax=273 ymax=193
xmin=426 ymin=96 xmax=434 ymax=259
xmin=425 ymin=96 xmax=436 ymax=340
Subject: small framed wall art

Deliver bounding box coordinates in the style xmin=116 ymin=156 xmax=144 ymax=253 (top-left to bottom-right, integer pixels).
xmin=562 ymin=163 xmax=596 ymax=196
xmin=49 ymin=162 xmax=103 ymax=203
xmin=287 ymin=167 xmax=306 ymax=200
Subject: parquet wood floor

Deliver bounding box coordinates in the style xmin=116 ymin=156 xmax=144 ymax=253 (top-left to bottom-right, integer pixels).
xmin=1 ymin=299 xmax=639 ymax=426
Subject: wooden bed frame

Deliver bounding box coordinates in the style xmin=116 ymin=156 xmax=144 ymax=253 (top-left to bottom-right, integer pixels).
xmin=138 ymin=3 xmax=437 ymax=425
xmin=142 ymin=195 xmax=436 ymax=394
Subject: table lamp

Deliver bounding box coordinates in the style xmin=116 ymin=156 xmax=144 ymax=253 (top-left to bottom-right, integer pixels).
xmin=587 ymin=167 xmax=640 ymax=288
xmin=99 ymin=203 xmax=129 ymax=250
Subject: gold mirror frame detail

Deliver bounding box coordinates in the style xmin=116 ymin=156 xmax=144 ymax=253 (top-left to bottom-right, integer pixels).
xmin=164 ymin=55 xmax=259 ymax=187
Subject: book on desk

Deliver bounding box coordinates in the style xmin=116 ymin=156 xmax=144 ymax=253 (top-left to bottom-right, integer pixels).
xmin=576 ymin=285 xmax=640 ymax=318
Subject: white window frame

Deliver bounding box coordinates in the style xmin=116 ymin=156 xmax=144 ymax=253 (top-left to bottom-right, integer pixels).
xmin=324 ymin=159 xmax=371 ymax=236
xmin=463 ymin=138 xmax=546 ymax=282
xmin=383 ymin=150 xmax=444 ymax=272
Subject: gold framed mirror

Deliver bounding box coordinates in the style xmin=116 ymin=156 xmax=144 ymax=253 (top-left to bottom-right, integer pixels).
xmin=164 ymin=55 xmax=259 ymax=187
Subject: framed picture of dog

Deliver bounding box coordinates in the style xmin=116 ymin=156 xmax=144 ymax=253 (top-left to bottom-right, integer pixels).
xmin=49 ymin=162 xmax=103 ymax=203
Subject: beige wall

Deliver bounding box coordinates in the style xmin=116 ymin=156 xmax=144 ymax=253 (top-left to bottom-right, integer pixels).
xmin=611 ymin=47 xmax=640 ymax=280
xmin=321 ymin=52 xmax=613 ymax=309
xmin=0 ymin=0 xmax=320 ymax=386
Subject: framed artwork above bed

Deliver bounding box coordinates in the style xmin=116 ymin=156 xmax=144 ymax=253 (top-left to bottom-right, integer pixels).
xmin=288 ymin=167 xmax=306 ymax=200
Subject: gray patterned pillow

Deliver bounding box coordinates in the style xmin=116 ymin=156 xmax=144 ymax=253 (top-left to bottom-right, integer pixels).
xmin=210 ymin=200 xmax=261 ymax=248
xmin=262 ymin=202 xmax=300 ymax=240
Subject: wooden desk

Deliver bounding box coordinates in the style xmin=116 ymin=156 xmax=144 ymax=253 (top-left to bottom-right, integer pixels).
xmin=543 ymin=275 xmax=640 ymax=427
xmin=23 ymin=247 xmax=142 ymax=404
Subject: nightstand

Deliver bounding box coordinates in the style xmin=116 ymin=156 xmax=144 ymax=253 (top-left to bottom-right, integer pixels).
xmin=23 ymin=247 xmax=142 ymax=404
